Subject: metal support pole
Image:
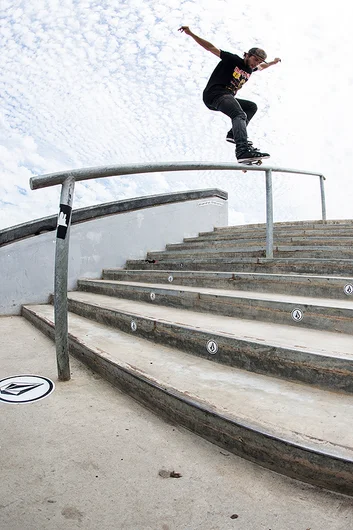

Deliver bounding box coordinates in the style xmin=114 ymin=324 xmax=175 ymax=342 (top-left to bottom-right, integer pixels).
xmin=265 ymin=169 xmax=274 ymax=258
xmin=320 ymin=176 xmax=327 ymax=222
xmin=54 ymin=176 xmax=75 ymax=381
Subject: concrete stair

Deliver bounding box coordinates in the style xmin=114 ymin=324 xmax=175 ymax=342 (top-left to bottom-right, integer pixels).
xmin=76 ymin=279 xmax=353 ymax=334
xmin=125 ymin=257 xmax=353 ymax=275
xmin=126 ymin=219 xmax=353 ymax=275
xmin=23 ymin=219 xmax=353 ymax=496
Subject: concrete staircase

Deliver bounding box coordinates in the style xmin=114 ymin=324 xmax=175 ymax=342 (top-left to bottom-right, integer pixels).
xmin=23 ymin=219 xmax=353 ymax=496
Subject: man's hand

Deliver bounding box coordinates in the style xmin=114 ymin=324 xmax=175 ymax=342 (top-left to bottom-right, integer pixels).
xmin=178 ymin=26 xmax=192 ymax=36
xmin=258 ymin=57 xmax=281 ymax=71
xmin=178 ymin=26 xmax=220 ymax=57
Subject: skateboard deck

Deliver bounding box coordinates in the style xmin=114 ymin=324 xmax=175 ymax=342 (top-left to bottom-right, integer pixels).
xmin=240 ymin=158 xmax=264 ymax=166
xmin=238 ymin=155 xmax=270 ymax=172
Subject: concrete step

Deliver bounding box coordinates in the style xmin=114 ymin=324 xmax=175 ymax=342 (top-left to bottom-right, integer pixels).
xmin=186 ymin=231 xmax=353 ymax=243
xmin=77 ymin=279 xmax=353 ymax=334
xmin=21 ymin=303 xmax=353 ymax=495
xmin=102 ymin=269 xmax=353 ymax=300
xmin=208 ymin=219 xmax=353 ymax=235
xmin=146 ymin=246 xmax=353 ymax=260
xmin=46 ymin=289 xmax=353 ymax=391
xmin=170 ymin=236 xmax=353 ymax=250
xmin=126 ymin=256 xmax=353 ymax=275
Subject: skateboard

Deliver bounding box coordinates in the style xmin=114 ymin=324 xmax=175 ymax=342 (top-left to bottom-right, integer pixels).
xmin=239 ymin=156 xmax=269 ymax=173
xmin=240 ymin=158 xmax=264 ymax=166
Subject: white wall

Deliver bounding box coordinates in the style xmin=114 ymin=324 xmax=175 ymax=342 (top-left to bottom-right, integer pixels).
xmin=0 ymin=196 xmax=227 ymax=315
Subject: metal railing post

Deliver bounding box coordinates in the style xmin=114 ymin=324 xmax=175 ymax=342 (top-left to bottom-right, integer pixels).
xmin=320 ymin=176 xmax=327 ymax=221
xmin=54 ymin=176 xmax=75 ymax=381
xmin=265 ymin=169 xmax=274 ymax=258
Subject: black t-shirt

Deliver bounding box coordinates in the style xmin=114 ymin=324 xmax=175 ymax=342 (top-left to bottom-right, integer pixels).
xmin=203 ymin=50 xmax=256 ymax=106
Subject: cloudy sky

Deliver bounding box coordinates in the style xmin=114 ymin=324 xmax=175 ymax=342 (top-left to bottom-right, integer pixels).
xmin=1 ymin=0 xmax=353 ymax=230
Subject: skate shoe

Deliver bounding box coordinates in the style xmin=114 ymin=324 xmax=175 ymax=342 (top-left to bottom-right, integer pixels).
xmin=226 ymin=131 xmax=235 ymax=144
xmin=247 ymin=140 xmax=258 ymax=150
xmin=236 ymin=147 xmax=270 ymax=163
xmin=226 ymin=132 xmax=258 ymax=150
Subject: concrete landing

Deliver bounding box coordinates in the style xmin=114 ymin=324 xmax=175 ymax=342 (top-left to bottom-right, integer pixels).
xmin=2 ymin=316 xmax=353 ymax=530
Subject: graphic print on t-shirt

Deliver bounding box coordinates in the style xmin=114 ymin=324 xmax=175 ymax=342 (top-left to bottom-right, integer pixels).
xmin=226 ymin=67 xmax=251 ymax=94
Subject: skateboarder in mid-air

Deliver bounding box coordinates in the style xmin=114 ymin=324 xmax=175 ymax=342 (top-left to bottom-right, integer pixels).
xmin=178 ymin=26 xmax=281 ymax=163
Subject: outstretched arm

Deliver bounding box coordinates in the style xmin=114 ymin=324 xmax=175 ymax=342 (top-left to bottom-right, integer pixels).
xmin=257 ymin=58 xmax=281 ymax=71
xmin=178 ymin=26 xmax=220 ymax=57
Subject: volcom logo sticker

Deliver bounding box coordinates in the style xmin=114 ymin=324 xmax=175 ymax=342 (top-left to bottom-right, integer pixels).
xmin=0 ymin=375 xmax=55 ymax=404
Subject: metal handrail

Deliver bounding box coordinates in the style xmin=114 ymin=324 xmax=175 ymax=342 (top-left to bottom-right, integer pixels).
xmin=29 ymin=162 xmax=326 ymax=381
xmin=30 ymin=161 xmax=325 ymax=189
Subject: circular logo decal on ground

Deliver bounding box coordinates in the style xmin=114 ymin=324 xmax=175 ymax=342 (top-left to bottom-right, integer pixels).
xmin=206 ymin=340 xmax=219 ymax=355
xmin=0 ymin=375 xmax=55 ymax=404
xmin=168 ymin=275 xmax=174 ymax=283
xmin=344 ymin=284 xmax=353 ymax=296
xmin=291 ymin=308 xmax=303 ymax=322
xmin=150 ymin=292 xmax=156 ymax=301
xmin=131 ymin=320 xmax=137 ymax=332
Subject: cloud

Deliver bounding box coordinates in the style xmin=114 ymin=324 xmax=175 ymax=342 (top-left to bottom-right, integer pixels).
xmin=1 ymin=0 xmax=353 ymax=230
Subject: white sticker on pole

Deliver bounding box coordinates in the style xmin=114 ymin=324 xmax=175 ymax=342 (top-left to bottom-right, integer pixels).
xmin=291 ymin=308 xmax=303 ymax=322
xmin=206 ymin=340 xmax=218 ymax=355
xmin=57 ymin=204 xmax=72 ymax=240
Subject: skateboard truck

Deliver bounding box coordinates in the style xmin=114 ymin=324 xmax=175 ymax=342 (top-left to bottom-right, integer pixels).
xmin=240 ymin=158 xmax=263 ymax=173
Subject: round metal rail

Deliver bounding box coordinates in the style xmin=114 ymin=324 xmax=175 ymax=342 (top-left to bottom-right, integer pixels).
xmin=29 ymin=161 xmax=326 ymax=381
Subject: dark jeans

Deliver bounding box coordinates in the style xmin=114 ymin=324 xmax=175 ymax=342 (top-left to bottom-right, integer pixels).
xmin=207 ymin=94 xmax=258 ymax=153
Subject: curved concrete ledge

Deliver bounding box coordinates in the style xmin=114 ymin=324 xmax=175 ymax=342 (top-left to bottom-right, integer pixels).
xmin=0 ymin=189 xmax=228 ymax=315
xmin=21 ymin=305 xmax=353 ymax=496
xmin=0 ymin=189 xmax=227 ymax=247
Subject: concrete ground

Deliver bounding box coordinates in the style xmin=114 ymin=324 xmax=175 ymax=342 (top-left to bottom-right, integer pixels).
xmin=1 ymin=316 xmax=353 ymax=530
